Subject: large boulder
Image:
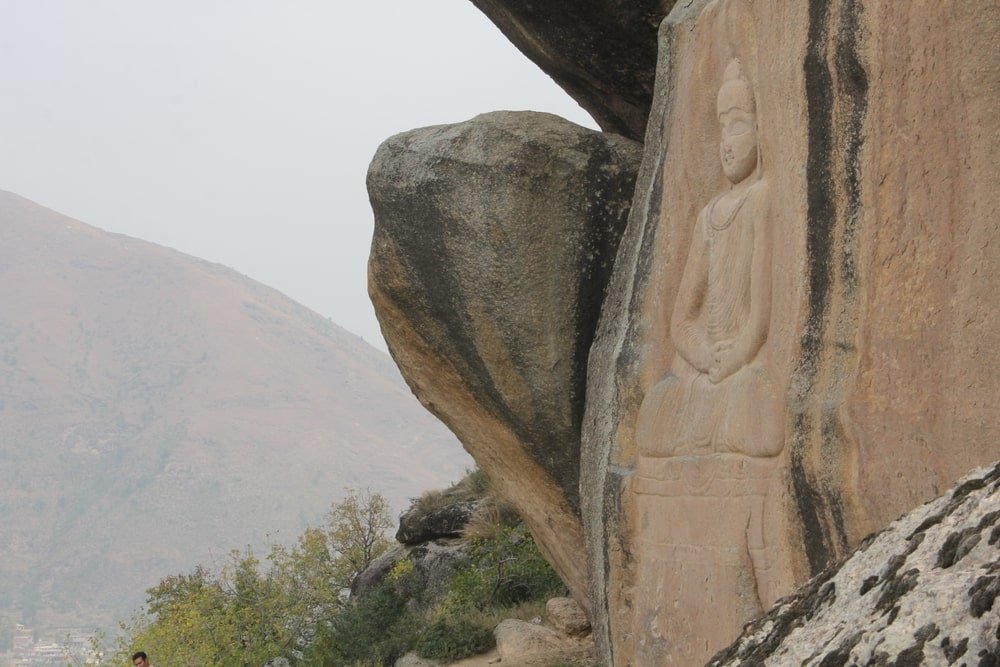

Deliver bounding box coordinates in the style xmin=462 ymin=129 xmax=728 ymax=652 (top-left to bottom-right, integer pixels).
xmin=710 ymin=462 xmax=1000 ymax=666
xmin=396 ymin=498 xmax=481 ymax=545
xmin=467 ymin=1 xmax=676 ymax=141
xmin=368 ymin=111 xmax=643 ymax=610
xmin=582 ymin=0 xmax=1000 ymax=664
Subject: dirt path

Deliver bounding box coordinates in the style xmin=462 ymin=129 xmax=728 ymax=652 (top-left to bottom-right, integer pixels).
xmin=446 ymin=649 xmax=500 ymax=666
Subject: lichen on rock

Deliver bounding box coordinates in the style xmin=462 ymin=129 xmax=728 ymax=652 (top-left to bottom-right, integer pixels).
xmin=709 ymin=463 xmax=1000 ymax=666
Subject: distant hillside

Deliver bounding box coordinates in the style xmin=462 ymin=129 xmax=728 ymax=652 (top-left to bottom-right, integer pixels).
xmin=0 ymin=190 xmax=470 ymax=635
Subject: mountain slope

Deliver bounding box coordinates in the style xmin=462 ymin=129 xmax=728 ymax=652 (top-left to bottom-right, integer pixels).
xmin=0 ymin=190 xmax=469 ymax=633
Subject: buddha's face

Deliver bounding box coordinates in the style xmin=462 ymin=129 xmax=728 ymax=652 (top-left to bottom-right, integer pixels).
xmin=718 ymin=82 xmax=758 ymax=184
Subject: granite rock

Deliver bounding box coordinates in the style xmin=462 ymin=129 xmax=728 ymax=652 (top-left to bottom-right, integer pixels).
xmin=710 ymin=462 xmax=1000 ymax=666
xmin=467 ymin=0 xmax=676 ymax=141
xmin=494 ymin=618 xmax=595 ymax=666
xmin=368 ymin=111 xmax=642 ymax=610
xmin=396 ymin=498 xmax=480 ymax=545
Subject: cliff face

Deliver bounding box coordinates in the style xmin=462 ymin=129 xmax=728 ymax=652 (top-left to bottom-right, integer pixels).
xmin=368 ymin=1 xmax=1000 ymax=663
xmin=0 ymin=190 xmax=469 ymax=631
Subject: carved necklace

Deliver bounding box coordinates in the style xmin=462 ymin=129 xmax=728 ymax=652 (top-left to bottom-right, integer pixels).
xmin=708 ymin=186 xmax=752 ymax=232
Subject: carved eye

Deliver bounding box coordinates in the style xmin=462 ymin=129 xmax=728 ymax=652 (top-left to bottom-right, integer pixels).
xmin=728 ymin=120 xmax=751 ymax=136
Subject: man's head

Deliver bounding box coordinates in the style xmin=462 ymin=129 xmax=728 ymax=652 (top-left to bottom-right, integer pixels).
xmin=132 ymin=652 xmax=149 ymax=667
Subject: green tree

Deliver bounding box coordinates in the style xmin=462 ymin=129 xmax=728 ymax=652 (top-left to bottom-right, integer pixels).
xmin=326 ymin=488 xmax=393 ymax=584
xmin=96 ymin=489 xmax=394 ymax=666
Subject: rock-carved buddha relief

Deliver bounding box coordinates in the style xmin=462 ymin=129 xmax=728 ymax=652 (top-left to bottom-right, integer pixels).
xmin=631 ymin=58 xmax=785 ymax=663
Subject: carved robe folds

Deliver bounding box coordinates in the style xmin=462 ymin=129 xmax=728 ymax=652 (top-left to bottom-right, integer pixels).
xmin=636 ymin=182 xmax=781 ymax=461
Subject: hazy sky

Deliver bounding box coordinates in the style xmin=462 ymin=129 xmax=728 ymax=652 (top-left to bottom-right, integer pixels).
xmin=1 ymin=1 xmax=596 ymax=349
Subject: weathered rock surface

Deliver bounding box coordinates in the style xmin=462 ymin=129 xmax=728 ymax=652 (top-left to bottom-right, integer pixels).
xmin=546 ymin=597 xmax=591 ymax=638
xmin=581 ymin=0 xmax=1000 ymax=664
xmin=495 ymin=618 xmax=595 ymax=666
xmin=396 ymin=498 xmax=481 ymax=545
xmin=352 ymin=540 xmax=468 ymax=602
xmin=710 ymin=462 xmax=1000 ymax=666
xmin=368 ymin=111 xmax=643 ymax=609
xmin=467 ymin=1 xmax=676 ymax=141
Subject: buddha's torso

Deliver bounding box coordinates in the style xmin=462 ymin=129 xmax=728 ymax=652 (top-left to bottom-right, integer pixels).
xmin=705 ymin=185 xmax=757 ymax=343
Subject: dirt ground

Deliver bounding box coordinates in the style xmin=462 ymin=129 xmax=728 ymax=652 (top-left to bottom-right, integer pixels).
xmin=447 ymin=649 xmax=500 ymax=666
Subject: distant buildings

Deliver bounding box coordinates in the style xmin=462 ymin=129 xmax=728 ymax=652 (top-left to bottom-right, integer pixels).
xmin=6 ymin=624 xmax=95 ymax=666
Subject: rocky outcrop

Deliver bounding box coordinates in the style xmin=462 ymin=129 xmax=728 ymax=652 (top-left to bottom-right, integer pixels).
xmin=351 ymin=540 xmax=468 ymax=602
xmin=396 ymin=499 xmax=481 ymax=545
xmin=394 ymin=654 xmax=438 ymax=667
xmin=467 ymin=1 xmax=676 ymax=141
xmin=710 ymin=462 xmax=1000 ymax=666
xmin=368 ymin=111 xmax=642 ymax=609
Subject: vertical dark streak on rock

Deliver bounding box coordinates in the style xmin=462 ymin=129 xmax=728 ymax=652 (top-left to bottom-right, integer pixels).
xmin=599 ymin=135 xmax=666 ymax=667
xmin=576 ymin=139 xmax=641 ymax=441
xmin=834 ymin=0 xmax=868 ymax=300
xmin=793 ymin=0 xmax=868 ymax=573
xmin=385 ymin=167 xmax=531 ymax=455
xmin=827 ymin=0 xmax=869 ymax=550
xmin=795 ymin=0 xmax=838 ymax=574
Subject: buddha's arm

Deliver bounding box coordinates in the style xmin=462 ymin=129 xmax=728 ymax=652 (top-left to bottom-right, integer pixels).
xmin=670 ymin=213 xmax=712 ymax=372
xmin=737 ymin=206 xmax=773 ymax=363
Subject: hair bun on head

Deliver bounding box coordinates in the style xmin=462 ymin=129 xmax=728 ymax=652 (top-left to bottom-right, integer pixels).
xmin=724 ymin=58 xmax=747 ymax=84
xmin=718 ymin=58 xmax=755 ymax=115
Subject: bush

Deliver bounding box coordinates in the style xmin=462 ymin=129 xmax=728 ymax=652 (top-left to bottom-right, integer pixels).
xmin=439 ymin=524 xmax=566 ymax=614
xmin=305 ymin=580 xmax=418 ymax=666
xmin=462 ymin=496 xmax=521 ymax=542
xmin=413 ymin=616 xmax=495 ymax=662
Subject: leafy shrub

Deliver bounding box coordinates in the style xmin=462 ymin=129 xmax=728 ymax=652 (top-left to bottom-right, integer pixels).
xmin=413 ymin=616 xmax=495 ymax=662
xmin=305 ymin=581 xmax=417 ymax=666
xmin=439 ymin=524 xmax=566 ymax=614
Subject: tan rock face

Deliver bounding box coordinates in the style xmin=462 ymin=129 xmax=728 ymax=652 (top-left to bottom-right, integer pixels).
xmin=582 ymin=0 xmax=1000 ymax=664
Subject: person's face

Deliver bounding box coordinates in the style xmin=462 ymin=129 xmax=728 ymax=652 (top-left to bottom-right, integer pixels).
xmin=718 ymin=106 xmax=758 ymax=184
xmin=133 ymin=658 xmax=149 ymax=667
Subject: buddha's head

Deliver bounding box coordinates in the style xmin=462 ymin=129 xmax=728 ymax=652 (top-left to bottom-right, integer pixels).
xmin=717 ymin=59 xmax=758 ymax=184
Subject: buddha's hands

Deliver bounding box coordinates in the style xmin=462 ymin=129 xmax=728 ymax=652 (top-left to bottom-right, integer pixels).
xmin=709 ymin=339 xmax=745 ymax=383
